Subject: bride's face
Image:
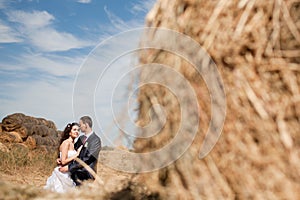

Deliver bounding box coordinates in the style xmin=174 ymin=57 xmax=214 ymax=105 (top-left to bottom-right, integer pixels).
xmin=70 ymin=125 xmax=79 ymax=139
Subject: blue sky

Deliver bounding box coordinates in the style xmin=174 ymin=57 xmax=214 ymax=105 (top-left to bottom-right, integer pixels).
xmin=0 ymin=0 xmax=156 ymax=146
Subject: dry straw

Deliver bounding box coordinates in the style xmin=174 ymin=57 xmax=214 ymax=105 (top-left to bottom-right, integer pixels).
xmin=134 ymin=0 xmax=300 ymax=199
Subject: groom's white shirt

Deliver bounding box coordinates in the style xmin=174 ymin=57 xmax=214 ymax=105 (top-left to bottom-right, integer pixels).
xmin=85 ymin=131 xmax=93 ymax=140
xmin=74 ymin=131 xmax=92 ymax=143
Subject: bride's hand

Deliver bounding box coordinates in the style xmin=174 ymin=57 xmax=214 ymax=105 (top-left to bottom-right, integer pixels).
xmin=56 ymin=158 xmax=62 ymax=166
xmin=59 ymin=165 xmax=68 ymax=173
xmin=76 ymin=145 xmax=83 ymax=156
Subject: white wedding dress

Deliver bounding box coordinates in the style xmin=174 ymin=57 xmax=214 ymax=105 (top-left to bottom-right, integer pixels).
xmin=44 ymin=150 xmax=77 ymax=193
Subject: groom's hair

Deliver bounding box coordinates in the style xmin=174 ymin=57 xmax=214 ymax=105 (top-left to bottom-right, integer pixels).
xmin=80 ymin=116 xmax=93 ymax=128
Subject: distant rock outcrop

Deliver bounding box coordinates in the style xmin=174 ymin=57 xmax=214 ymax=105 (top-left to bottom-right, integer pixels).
xmin=0 ymin=113 xmax=61 ymax=152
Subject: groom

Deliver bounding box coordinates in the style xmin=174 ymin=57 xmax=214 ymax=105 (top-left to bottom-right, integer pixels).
xmin=60 ymin=116 xmax=101 ymax=186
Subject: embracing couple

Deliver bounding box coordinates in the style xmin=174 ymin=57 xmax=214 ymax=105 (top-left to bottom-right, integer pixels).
xmin=44 ymin=116 xmax=101 ymax=193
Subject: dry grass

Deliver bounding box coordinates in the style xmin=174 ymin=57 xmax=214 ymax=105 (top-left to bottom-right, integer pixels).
xmin=0 ymin=146 xmax=56 ymax=175
xmin=0 ymin=148 xmax=158 ymax=200
xmin=0 ymin=145 xmax=57 ymax=190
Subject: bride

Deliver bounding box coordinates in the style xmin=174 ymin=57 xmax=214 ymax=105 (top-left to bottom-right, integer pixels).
xmin=44 ymin=122 xmax=83 ymax=193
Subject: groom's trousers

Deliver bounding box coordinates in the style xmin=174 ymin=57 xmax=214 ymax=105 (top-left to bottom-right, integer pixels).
xmin=70 ymin=169 xmax=92 ymax=186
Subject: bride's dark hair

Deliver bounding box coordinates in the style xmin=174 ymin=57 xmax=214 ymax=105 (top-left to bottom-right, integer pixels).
xmin=56 ymin=122 xmax=79 ymax=159
xmin=59 ymin=122 xmax=79 ymax=145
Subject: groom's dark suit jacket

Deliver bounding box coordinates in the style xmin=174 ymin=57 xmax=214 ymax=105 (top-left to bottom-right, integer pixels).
xmin=69 ymin=132 xmax=101 ymax=179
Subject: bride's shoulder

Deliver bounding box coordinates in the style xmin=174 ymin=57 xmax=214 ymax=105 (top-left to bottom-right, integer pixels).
xmin=61 ymin=139 xmax=72 ymax=148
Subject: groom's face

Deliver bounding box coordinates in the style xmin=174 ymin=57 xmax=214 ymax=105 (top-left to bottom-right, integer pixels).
xmin=79 ymin=120 xmax=87 ymax=133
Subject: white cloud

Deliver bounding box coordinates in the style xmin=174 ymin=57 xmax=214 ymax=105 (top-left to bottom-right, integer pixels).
xmin=102 ymin=0 xmax=155 ymax=33
xmin=0 ymin=0 xmax=7 ymax=9
xmin=19 ymin=53 xmax=84 ymax=77
xmin=29 ymin=28 xmax=92 ymax=51
xmin=6 ymin=10 xmax=93 ymax=52
xmin=130 ymin=0 xmax=156 ymax=15
xmin=72 ymin=28 xmax=142 ymax=146
xmin=8 ymin=10 xmax=54 ymax=28
xmin=0 ymin=19 xmax=22 ymax=43
xmin=104 ymin=6 xmax=131 ymax=31
xmin=77 ymin=0 xmax=91 ymax=4
xmin=0 ymin=52 xmax=84 ymax=129
xmin=0 ymin=78 xmax=76 ymax=129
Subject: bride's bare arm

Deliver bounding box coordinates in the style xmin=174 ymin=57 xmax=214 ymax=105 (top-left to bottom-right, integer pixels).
xmin=59 ymin=145 xmax=83 ymax=172
xmin=60 ymin=142 xmax=83 ymax=166
xmin=60 ymin=141 xmax=70 ymax=166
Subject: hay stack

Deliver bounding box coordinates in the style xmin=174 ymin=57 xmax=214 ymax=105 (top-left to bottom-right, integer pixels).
xmin=134 ymin=0 xmax=300 ymax=199
xmin=0 ymin=113 xmax=60 ymax=152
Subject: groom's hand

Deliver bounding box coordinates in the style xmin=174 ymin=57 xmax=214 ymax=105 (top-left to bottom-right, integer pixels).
xmin=59 ymin=165 xmax=68 ymax=173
